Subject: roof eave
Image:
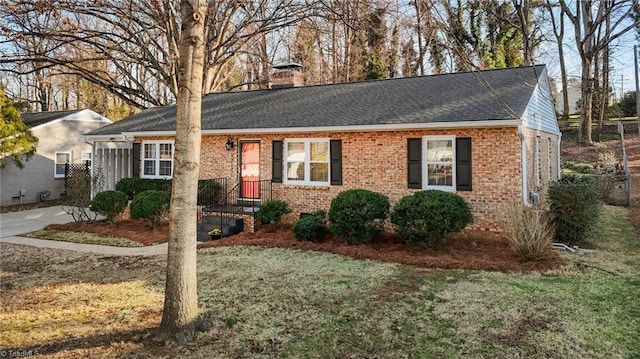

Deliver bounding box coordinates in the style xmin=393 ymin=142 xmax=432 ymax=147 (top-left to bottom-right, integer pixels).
xmin=89 ymin=120 xmax=522 ymax=139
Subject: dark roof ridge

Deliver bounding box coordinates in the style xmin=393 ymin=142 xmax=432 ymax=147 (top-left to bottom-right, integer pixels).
xmin=202 ymin=64 xmax=547 ymax=98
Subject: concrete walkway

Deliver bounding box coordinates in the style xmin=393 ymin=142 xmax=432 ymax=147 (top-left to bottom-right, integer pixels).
xmin=0 ymin=205 xmax=77 ymax=238
xmin=0 ymin=235 xmax=168 ymax=256
xmin=0 ymin=205 xmax=167 ymax=256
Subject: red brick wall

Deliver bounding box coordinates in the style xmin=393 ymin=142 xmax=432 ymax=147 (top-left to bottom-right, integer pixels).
xmin=194 ymin=127 xmax=524 ymax=231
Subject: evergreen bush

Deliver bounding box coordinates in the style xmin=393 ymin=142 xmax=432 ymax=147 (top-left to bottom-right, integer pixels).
xmin=256 ymin=200 xmax=292 ymax=225
xmin=390 ymin=190 xmax=472 ymax=248
xmin=90 ymin=190 xmax=129 ymax=223
xmin=115 ymin=178 xmax=171 ymax=200
xmin=130 ymin=190 xmax=171 ymax=228
xmin=293 ymin=210 xmax=327 ymax=242
xmin=328 ymin=189 xmax=389 ymax=244
xmin=548 ymin=181 xmax=601 ymax=246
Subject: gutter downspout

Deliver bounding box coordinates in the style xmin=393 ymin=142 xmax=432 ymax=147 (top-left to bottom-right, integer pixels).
xmin=557 ymin=132 xmax=562 ymax=180
xmin=518 ymin=125 xmax=532 ymax=207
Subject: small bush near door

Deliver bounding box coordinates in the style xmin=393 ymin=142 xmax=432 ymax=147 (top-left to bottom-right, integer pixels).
xmin=390 ymin=190 xmax=472 ymax=248
xmin=328 ymin=189 xmax=389 ymax=244
xmin=256 ymin=200 xmax=292 ymax=226
xmin=90 ymin=190 xmax=129 ymax=223
xmin=130 ymin=190 xmax=171 ymax=228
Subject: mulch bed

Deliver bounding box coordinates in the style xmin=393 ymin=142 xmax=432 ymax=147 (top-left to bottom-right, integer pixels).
xmin=44 ymin=219 xmax=562 ymax=272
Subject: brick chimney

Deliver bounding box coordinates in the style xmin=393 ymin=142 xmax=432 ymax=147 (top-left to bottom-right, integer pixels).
xmin=271 ymin=62 xmax=303 ymax=89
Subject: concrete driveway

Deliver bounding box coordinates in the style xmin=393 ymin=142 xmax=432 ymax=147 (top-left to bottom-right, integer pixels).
xmin=0 ymin=206 xmax=77 ymax=238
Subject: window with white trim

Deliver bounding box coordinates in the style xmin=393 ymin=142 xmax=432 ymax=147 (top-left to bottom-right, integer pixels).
xmin=81 ymin=151 xmax=92 ymax=170
xmin=54 ymin=151 xmax=72 ymax=178
xmin=284 ymin=139 xmax=330 ymax=185
xmin=424 ymin=136 xmax=455 ymax=191
xmin=142 ymin=141 xmax=174 ymax=178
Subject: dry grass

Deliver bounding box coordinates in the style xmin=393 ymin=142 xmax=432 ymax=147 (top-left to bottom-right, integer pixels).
xmin=0 ymin=206 xmax=638 ymax=358
xmin=505 ymin=205 xmax=554 ymax=261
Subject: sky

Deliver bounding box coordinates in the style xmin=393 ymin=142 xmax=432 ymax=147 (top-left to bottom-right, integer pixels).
xmin=539 ymin=27 xmax=639 ymax=101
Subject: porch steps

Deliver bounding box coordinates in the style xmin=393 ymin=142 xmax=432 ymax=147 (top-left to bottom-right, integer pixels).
xmin=197 ymin=215 xmax=244 ymax=242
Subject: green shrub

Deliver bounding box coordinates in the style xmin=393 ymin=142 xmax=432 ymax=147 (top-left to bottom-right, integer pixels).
xmin=390 ymin=190 xmax=472 ymax=248
xmin=505 ymin=205 xmax=553 ymax=261
xmin=548 ymin=181 xmax=601 ymax=246
xmin=293 ymin=210 xmax=327 ymax=242
xmin=556 ymin=174 xmax=593 ymax=185
xmin=90 ymin=190 xmax=129 ymax=223
xmin=328 ymin=189 xmax=389 ymax=244
xmin=561 ymin=161 xmax=593 ymax=174
xmin=130 ymin=190 xmax=171 ymax=228
xmin=115 ymin=178 xmax=171 ymax=200
xmin=256 ymin=200 xmax=292 ymax=225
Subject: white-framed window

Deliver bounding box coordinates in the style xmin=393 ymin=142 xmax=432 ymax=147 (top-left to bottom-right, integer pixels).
xmin=81 ymin=151 xmax=92 ymax=170
xmin=284 ymin=139 xmax=330 ymax=185
xmin=141 ymin=141 xmax=174 ymax=179
xmin=54 ymin=151 xmax=72 ymax=178
xmin=423 ymin=136 xmax=455 ymax=191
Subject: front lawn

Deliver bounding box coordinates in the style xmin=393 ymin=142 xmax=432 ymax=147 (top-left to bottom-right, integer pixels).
xmin=1 ymin=205 xmax=638 ymax=358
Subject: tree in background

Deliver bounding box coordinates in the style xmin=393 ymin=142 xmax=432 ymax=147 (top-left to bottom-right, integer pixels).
xmin=0 ymin=86 xmax=37 ymax=169
xmin=617 ymin=92 xmax=637 ymax=117
xmin=559 ymin=0 xmax=639 ymax=145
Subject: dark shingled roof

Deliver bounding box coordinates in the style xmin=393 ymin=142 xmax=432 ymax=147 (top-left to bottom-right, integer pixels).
xmin=22 ymin=110 xmax=83 ymax=128
xmin=87 ymin=65 xmax=546 ymax=137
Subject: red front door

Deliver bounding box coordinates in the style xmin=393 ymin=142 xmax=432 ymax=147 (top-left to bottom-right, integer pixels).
xmin=240 ymin=142 xmax=260 ymax=199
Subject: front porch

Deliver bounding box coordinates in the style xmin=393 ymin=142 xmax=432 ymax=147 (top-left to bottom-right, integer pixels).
xmin=196 ymin=178 xmax=273 ymax=241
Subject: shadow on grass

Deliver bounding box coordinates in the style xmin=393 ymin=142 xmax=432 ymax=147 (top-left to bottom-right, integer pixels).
xmin=4 ymin=328 xmax=160 ymax=357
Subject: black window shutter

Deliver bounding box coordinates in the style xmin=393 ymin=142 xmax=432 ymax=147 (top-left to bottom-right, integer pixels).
xmin=272 ymin=141 xmax=283 ymax=183
xmin=456 ymin=137 xmax=472 ymax=191
xmin=330 ymin=140 xmax=342 ymax=185
xmin=132 ymin=142 xmax=141 ymax=178
xmin=407 ymin=138 xmax=422 ymax=189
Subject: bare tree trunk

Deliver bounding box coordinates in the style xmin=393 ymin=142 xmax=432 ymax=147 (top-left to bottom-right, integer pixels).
xmin=580 ymin=56 xmax=594 ymax=145
xmin=160 ymin=0 xmax=206 ymax=339
xmin=546 ymin=1 xmax=570 ymax=120
xmin=414 ymin=0 xmax=425 ymax=76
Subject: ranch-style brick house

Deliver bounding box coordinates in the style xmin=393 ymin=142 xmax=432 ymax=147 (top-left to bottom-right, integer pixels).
xmin=84 ymin=64 xmax=560 ymax=232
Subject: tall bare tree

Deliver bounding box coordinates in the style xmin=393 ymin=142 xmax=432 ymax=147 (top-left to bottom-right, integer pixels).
xmin=160 ymin=0 xmax=206 ymax=338
xmin=545 ymin=0 xmax=569 ymax=120
xmin=1 ymin=0 xmax=309 ymax=109
xmin=559 ymin=0 xmax=639 ymax=145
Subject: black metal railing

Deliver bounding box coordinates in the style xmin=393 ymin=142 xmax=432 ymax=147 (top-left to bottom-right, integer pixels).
xmin=196 ymin=177 xmax=227 ymax=223
xmin=197 ymin=178 xmax=273 ymax=233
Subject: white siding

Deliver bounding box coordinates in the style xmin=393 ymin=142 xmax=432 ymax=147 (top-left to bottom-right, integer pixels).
xmin=521 ymin=68 xmax=560 ymax=136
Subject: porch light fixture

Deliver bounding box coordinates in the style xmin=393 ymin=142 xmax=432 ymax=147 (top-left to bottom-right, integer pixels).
xmin=225 ymin=137 xmax=234 ymax=151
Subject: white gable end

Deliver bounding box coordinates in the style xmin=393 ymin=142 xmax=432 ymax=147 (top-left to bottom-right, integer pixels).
xmin=521 ymin=68 xmax=560 ymax=135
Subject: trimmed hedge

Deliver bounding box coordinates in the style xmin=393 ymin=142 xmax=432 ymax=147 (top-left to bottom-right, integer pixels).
xmin=328 ymin=189 xmax=389 ymax=244
xmin=548 ymin=180 xmax=601 ymax=246
xmin=256 ymin=200 xmax=292 ymax=225
xmin=90 ymin=190 xmax=129 ymax=223
xmin=130 ymin=190 xmax=171 ymax=228
xmin=293 ymin=210 xmax=327 ymax=242
xmin=115 ymin=178 xmax=171 ymax=200
xmin=390 ymin=190 xmax=472 ymax=248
